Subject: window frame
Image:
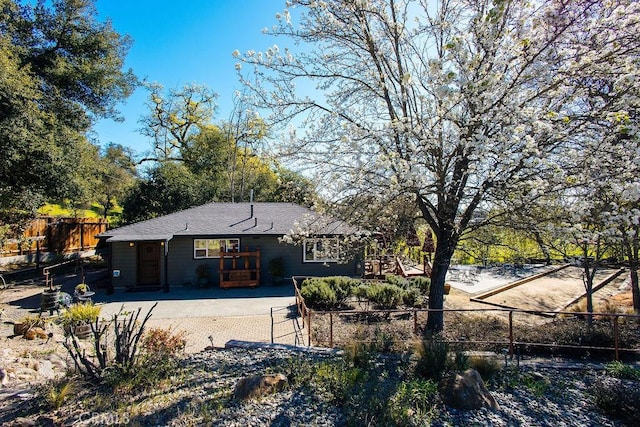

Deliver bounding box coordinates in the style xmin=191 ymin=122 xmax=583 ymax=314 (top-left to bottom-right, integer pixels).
xmin=303 ymin=237 xmax=340 ymax=263
xmin=193 ymin=238 xmax=240 ymax=259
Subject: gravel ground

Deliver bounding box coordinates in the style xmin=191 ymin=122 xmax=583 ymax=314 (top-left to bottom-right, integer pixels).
xmin=2 ymin=344 xmax=637 ymax=426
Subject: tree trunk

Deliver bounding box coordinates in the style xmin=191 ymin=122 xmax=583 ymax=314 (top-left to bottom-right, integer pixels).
xmin=426 ymin=233 xmax=456 ymax=333
xmin=628 ymin=240 xmax=640 ymax=314
xmin=532 ymin=230 xmax=551 ymax=265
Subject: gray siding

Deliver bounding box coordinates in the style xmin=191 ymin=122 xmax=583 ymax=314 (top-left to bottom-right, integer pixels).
xmin=108 ymin=235 xmax=362 ymax=291
xmin=165 ymin=235 xmax=361 ymax=288
xmin=109 ymin=241 xmax=166 ymax=289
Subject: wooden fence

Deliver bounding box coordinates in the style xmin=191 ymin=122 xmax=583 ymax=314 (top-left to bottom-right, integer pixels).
xmin=1 ymin=217 xmax=108 ymax=257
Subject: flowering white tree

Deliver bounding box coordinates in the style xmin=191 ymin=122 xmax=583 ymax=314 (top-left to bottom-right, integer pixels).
xmin=237 ymin=0 xmax=640 ymax=331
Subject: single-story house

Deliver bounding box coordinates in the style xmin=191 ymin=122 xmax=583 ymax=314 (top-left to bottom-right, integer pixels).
xmin=98 ymin=202 xmax=363 ymax=291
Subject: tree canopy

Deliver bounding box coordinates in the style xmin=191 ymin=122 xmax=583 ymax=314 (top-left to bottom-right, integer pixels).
xmin=237 ymin=0 xmax=640 ymax=330
xmin=0 ymin=0 xmax=136 ymax=230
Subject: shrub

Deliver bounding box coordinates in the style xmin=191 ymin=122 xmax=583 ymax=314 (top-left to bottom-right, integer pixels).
xmin=410 ymin=276 xmax=431 ymax=294
xmin=63 ymin=303 xmax=157 ymax=384
xmin=402 ymin=287 xmax=421 ymax=307
xmin=300 ymin=279 xmax=337 ymax=310
xmin=60 ymin=302 xmax=101 ymax=326
xmin=605 ymin=361 xmax=640 ymax=380
xmin=468 ymin=355 xmax=501 ymax=381
xmin=389 ymin=379 xmax=439 ymax=426
xmin=324 ymin=276 xmax=358 ymax=306
xmin=106 ymin=327 xmax=187 ymax=391
xmin=385 ymin=274 xmax=410 ymax=289
xmin=414 ymin=335 xmax=450 ymax=381
xmin=367 ymin=283 xmax=404 ymax=309
xmin=592 ymin=377 xmax=640 ymax=425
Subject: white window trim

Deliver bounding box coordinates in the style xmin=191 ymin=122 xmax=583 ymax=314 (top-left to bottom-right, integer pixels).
xmin=303 ymin=237 xmax=340 ymax=263
xmin=194 ymin=238 xmax=240 ymax=259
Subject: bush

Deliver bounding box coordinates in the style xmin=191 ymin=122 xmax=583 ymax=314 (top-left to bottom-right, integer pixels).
xmin=468 ymin=355 xmax=501 ymax=381
xmin=385 ymin=274 xmax=410 ymax=289
xmin=414 ymin=335 xmax=450 ymax=381
xmin=592 ymin=377 xmax=640 ymax=425
xmin=402 ymin=287 xmax=421 ymax=307
xmin=410 ymin=276 xmax=431 ymax=294
xmin=605 ymin=361 xmax=640 ymax=380
xmin=389 ymin=379 xmax=439 ymax=426
xmin=324 ymin=276 xmax=358 ymax=306
xmin=105 ymin=327 xmax=187 ymax=391
xmin=301 ymin=279 xmax=337 ymax=310
xmin=366 ymin=283 xmax=404 ymax=309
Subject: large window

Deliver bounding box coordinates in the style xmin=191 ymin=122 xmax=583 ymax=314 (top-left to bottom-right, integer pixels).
xmin=194 ymin=238 xmax=240 ymax=259
xmin=303 ymin=238 xmax=340 ymax=263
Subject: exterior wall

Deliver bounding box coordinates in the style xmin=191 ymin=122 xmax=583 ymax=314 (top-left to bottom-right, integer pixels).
xmin=109 ymin=242 xmax=138 ymax=289
xmin=109 ymin=241 xmax=166 ymax=289
xmin=165 ymin=235 xmax=362 ymax=288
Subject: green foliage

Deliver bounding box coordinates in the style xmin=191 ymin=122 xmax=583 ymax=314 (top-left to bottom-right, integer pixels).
xmin=385 ymin=275 xmax=410 ymax=288
xmin=122 ymin=162 xmax=207 ymax=224
xmin=402 ymin=287 xmax=421 ymax=307
xmin=323 ymin=276 xmax=359 ymax=305
xmin=389 ymin=379 xmax=439 ymax=426
xmin=468 ymin=356 xmax=501 ymax=381
xmin=300 ymin=279 xmax=337 ymax=310
xmin=605 ymin=361 xmax=640 ymax=380
xmin=60 ymin=302 xmax=101 ymax=325
xmin=410 ymin=277 xmax=431 ymax=294
xmin=301 ymin=276 xmax=426 ymax=310
xmin=414 ymin=335 xmax=450 ymax=381
xmin=0 ymin=0 xmax=136 ymax=228
xmin=41 ymin=378 xmax=76 ymax=410
xmin=366 ymin=283 xmax=404 ymax=309
xmin=592 ymin=377 xmax=640 ymax=425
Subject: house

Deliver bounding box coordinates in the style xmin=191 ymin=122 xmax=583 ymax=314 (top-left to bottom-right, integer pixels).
xmin=98 ymin=202 xmax=363 ymax=291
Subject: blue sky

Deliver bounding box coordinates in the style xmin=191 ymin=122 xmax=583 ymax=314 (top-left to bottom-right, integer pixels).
xmin=93 ymin=0 xmax=285 ymax=156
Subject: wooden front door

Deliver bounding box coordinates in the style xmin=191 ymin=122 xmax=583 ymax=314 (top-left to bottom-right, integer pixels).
xmin=137 ymin=242 xmax=160 ymax=287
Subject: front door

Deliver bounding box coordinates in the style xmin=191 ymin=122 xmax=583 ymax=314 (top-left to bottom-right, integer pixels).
xmin=137 ymin=242 xmax=160 ymax=287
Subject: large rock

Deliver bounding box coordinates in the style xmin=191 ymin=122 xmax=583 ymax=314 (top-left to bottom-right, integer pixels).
xmin=438 ymin=368 xmax=499 ymax=410
xmin=233 ymin=373 xmax=288 ymax=400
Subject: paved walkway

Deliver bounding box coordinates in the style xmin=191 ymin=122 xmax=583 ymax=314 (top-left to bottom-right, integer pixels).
xmin=2 ymin=268 xmax=305 ymax=353
xmin=94 ymin=285 xmax=304 ymax=353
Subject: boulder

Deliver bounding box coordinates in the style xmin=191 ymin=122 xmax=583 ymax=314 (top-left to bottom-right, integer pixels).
xmin=233 ymin=373 xmax=288 ymax=400
xmin=438 ymin=368 xmax=499 ymax=411
xmin=35 ymin=360 xmax=55 ymax=380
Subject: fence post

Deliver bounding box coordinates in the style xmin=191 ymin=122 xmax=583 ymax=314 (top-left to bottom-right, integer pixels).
xmin=329 ymin=312 xmax=333 ymax=347
xmin=508 ymin=310 xmax=514 ymax=358
xmin=270 ymin=307 xmax=274 ymax=344
xmin=308 ymin=310 xmax=312 ymax=347
xmin=613 ymin=315 xmax=620 ymax=361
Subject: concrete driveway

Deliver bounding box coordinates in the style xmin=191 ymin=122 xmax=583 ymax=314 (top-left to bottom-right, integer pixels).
xmin=2 ymin=267 xmax=303 ymax=353
xmin=90 ymin=284 xmax=302 ymax=352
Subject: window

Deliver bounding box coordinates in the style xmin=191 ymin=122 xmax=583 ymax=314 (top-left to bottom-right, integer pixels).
xmin=303 ymin=238 xmax=340 ymax=263
xmin=194 ymin=238 xmax=240 ymax=259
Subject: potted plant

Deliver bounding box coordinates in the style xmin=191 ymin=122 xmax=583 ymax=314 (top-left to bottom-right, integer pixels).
xmin=196 ymin=264 xmax=210 ymax=288
xmin=13 ymin=315 xmax=45 ymax=336
xmin=268 ymin=257 xmax=285 ymax=285
xmin=61 ymin=302 xmax=101 ymax=339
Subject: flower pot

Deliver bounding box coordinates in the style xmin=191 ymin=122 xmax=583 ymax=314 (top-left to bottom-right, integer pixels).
xmin=64 ymin=323 xmax=93 ymax=340
xmin=14 ymin=322 xmax=30 ymax=336
xmin=444 ymin=283 xmax=451 ymax=295
xmin=40 ymin=289 xmax=60 ymax=314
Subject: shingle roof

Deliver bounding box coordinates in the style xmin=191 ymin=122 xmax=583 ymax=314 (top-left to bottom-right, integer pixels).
xmin=99 ymin=202 xmax=355 ymax=242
